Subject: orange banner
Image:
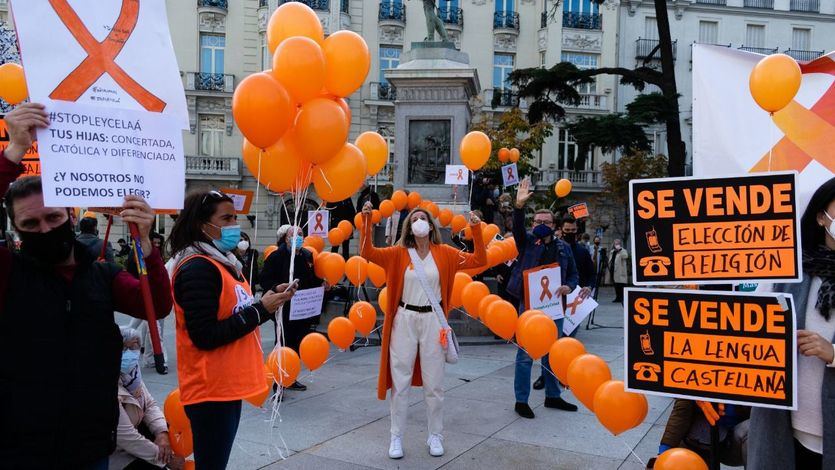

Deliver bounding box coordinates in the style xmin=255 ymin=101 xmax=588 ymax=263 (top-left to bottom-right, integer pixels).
xmin=673 ymin=219 xmax=795 ymax=251
xmin=664 ymin=360 xmax=786 ymax=400
xmin=0 ymin=117 xmax=40 ymax=178
xmin=663 ymin=332 xmax=785 ymax=367
xmin=674 ymin=248 xmax=796 ymax=279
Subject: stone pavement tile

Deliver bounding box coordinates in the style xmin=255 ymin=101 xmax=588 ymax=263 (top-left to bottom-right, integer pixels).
xmin=493 ymin=408 xmax=653 ymax=460
xmin=262 ymin=452 xmax=378 ymax=469
xmin=445 ymin=376 xmax=516 ymax=405
xmin=277 ymin=379 xmax=393 ymax=420
xmin=442 ymin=437 xmax=623 ymax=470
xmin=457 ymin=343 xmax=518 ymax=362
xmin=617 ymin=423 xmax=665 ymax=469
xmin=307 ymin=417 xmax=485 ymax=470
xmin=444 ymin=355 xmax=514 ymax=381
xmin=227 ymin=437 xmax=292 ymax=469
xmin=409 ymin=396 xmax=519 ymax=437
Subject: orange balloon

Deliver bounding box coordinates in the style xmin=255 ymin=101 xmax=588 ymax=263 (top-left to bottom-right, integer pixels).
xmin=304 ymin=235 xmax=325 ymax=253
xmin=244 ymin=372 xmax=272 ymax=407
xmin=749 ymin=53 xmax=802 ymax=113
xmin=170 ymin=426 xmax=194 ymax=457
xmin=372 ymin=209 xmax=382 ymax=224
xmin=425 ymin=202 xmax=440 ymax=219
xmin=271 ymin=36 xmax=326 ymax=104
xmin=323 ymin=30 xmax=371 ymax=97
xmin=379 ymin=200 xmax=395 ymax=218
xmin=304 ymin=245 xmax=319 ymax=260
xmin=486 ymin=246 xmax=503 ymax=267
xmin=299 ymin=332 xmax=330 ymax=370
xmin=233 ymin=73 xmax=294 ymax=149
xmin=0 ymin=63 xmax=28 ymax=105
xmin=328 ymin=317 xmax=356 ymax=350
xmin=555 ymin=179 xmax=572 ymax=198
xmin=462 ymin=226 xmax=473 ymax=241
xmin=313 ymin=251 xmax=329 ymax=279
xmin=461 ymin=281 xmax=490 ymax=318
xmin=338 ymin=220 xmax=354 ymax=238
xmin=345 ymin=255 xmax=369 ymax=286
xmin=593 ymin=380 xmax=648 ymax=436
xmin=292 ymin=98 xmax=350 ymax=164
xmin=267 ymin=2 xmax=324 ymax=53
xmin=164 ymin=389 xmax=190 ymax=431
xmin=477 ymin=294 xmax=501 ymax=321
xmin=655 ymin=448 xmax=708 ymax=470
xmin=263 ymin=245 xmax=278 ymax=260
xmin=407 ymin=191 xmax=422 ymax=210
xmin=354 ymin=212 xmax=365 ymax=229
xmin=368 ymin=262 xmax=386 ymax=288
xmin=517 ymin=309 xmax=547 ymax=333
xmin=328 ymin=227 xmax=345 ymax=247
xmin=320 ymin=252 xmax=346 ymax=285
xmin=242 ymin=137 xmax=311 ymax=193
xmin=484 ymin=300 xmax=518 ymax=340
xmin=566 ymin=354 xmax=612 ymax=411
xmin=509 ymin=148 xmax=520 ymax=163
xmin=482 ymin=224 xmax=501 ymax=246
xmin=450 ymin=214 xmax=467 ymax=233
xmin=460 ymin=131 xmax=492 ymax=171
xmin=270 ymin=347 xmax=302 ymax=387
xmin=517 ymin=314 xmax=557 ymax=360
xmin=438 ymin=209 xmax=453 ymax=227
xmin=356 ymin=131 xmax=388 ymax=176
xmin=378 ymin=287 xmax=389 ymax=314
xmin=335 ymin=97 xmax=351 ymax=123
xmin=312 ymin=143 xmax=367 ymax=202
xmin=548 ymin=337 xmax=587 ymax=384
xmin=498 ymin=147 xmax=510 ymax=163
xmin=450 ymin=272 xmax=472 ymax=309
xmin=391 ymin=190 xmax=408 ymax=211
xmin=349 ymin=301 xmax=377 ymax=336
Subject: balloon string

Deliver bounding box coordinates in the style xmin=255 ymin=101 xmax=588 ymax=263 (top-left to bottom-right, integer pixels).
xmin=768 ymin=112 xmax=775 ymax=172
xmin=250 ymin=149 xmax=263 ymax=286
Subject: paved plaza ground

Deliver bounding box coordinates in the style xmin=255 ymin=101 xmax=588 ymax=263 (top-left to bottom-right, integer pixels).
xmin=122 ymin=288 xmax=687 ymax=470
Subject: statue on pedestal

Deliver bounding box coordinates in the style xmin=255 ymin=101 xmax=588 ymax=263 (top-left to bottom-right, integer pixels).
xmin=413 ymin=0 xmax=449 ymax=42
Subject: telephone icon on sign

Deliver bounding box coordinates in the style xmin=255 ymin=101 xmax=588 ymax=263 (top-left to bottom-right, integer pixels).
xmin=634 ymin=362 xmax=661 ymax=382
xmin=640 ymin=331 xmax=654 ymax=356
xmin=640 ymin=256 xmax=671 ymax=277
xmin=646 ymin=228 xmax=663 ymax=253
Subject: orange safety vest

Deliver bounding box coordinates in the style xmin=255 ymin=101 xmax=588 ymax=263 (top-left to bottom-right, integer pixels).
xmin=172 ymin=255 xmax=265 ymax=405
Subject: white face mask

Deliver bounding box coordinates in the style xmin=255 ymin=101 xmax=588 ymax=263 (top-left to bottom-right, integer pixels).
xmin=824 ymin=211 xmax=835 ymax=240
xmin=237 ymin=240 xmax=250 ymax=251
xmin=411 ymin=219 xmax=431 ymax=238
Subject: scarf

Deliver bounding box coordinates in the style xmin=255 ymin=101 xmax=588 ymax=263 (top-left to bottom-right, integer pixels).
xmin=802 ymin=246 xmax=835 ymax=320
xmin=171 ymin=241 xmax=243 ymax=273
xmin=120 ymin=364 xmax=143 ymax=396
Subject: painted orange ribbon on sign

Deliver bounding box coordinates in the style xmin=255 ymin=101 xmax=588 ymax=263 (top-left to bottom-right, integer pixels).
xmin=539 ymin=276 xmax=552 ymax=302
xmin=506 ymin=166 xmax=515 ymax=181
xmin=314 ymin=212 xmax=324 ymax=231
xmin=457 ymin=169 xmax=464 ymax=181
xmin=565 ymin=296 xmax=584 ymax=316
xmin=48 ymin=0 xmax=166 ymax=112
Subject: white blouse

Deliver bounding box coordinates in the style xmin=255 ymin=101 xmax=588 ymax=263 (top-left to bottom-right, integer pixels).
xmin=401 ymin=252 xmax=441 ymax=307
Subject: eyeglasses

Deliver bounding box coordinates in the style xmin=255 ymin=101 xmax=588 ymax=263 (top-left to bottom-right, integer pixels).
xmin=532 ymin=219 xmax=553 ymax=226
xmin=201 ymin=190 xmax=228 ymax=206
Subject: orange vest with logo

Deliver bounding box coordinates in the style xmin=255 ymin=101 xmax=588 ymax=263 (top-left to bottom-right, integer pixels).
xmin=173 ymin=255 xmax=264 ymax=405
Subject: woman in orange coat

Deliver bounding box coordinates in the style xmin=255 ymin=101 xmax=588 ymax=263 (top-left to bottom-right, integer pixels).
xmin=360 ymin=202 xmax=486 ymax=460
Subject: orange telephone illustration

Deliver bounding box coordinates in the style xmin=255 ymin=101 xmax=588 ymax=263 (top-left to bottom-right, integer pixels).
xmin=640 ymin=331 xmax=654 ymax=355
xmin=646 ymin=228 xmax=663 ymax=253
xmin=634 ymin=362 xmax=661 ymax=382
xmin=640 ymin=256 xmax=671 ymax=276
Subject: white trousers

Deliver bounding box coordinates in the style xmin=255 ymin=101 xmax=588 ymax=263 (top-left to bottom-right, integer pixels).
xmin=389 ymin=307 xmax=445 ymax=438
xmin=128 ymin=318 xmax=168 ymax=367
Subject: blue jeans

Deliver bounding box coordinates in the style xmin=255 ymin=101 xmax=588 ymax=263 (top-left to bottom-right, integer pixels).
xmin=514 ymin=318 xmax=563 ymax=403
xmin=184 ymin=400 xmax=243 ymax=470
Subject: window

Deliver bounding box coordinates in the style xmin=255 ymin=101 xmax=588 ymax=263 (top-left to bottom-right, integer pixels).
xmin=540 ymin=51 xmax=546 ymax=68
xmin=199 ymin=115 xmax=224 ymax=157
xmin=792 ymin=28 xmax=811 ymax=50
xmin=379 ymin=46 xmax=401 ymax=84
xmin=200 ymin=34 xmax=225 ymax=74
xmin=745 ymin=24 xmax=765 ymax=48
xmin=260 ymin=33 xmax=269 ymax=71
xmin=644 ymin=17 xmax=658 ymax=40
xmin=563 ymin=0 xmax=599 ymax=14
xmin=495 ymin=0 xmax=514 ymax=12
xmin=557 ymin=128 xmax=588 ymax=171
xmin=440 ymin=0 xmax=458 ymax=8
xmin=493 ymin=53 xmax=515 ymax=89
xmin=561 ymin=52 xmax=598 ymax=94
xmin=698 ymin=21 xmax=719 ymax=44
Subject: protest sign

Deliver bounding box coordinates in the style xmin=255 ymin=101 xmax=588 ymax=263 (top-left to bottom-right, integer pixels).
xmin=308 ymin=210 xmax=329 ymax=237
xmin=0 ymin=116 xmax=40 ymax=178
xmin=568 ymin=203 xmax=589 ymax=220
xmin=629 ymin=172 xmax=801 ymax=285
xmin=624 ymin=288 xmax=797 ymax=410
xmin=445 ymin=164 xmax=468 ymax=185
xmin=289 ymin=286 xmax=325 ymax=321
xmin=563 ymin=287 xmax=598 ymax=336
xmin=523 ymin=263 xmax=564 ymax=319
xmin=501 ymin=163 xmax=519 ymax=187
xmin=220 ymin=188 xmax=254 ymax=214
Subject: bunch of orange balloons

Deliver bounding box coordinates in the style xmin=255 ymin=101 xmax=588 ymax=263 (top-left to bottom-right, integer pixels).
xmin=497 ymin=147 xmax=521 ymax=164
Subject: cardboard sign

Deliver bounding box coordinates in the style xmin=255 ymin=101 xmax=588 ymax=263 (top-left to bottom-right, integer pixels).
xmin=501 ymin=163 xmax=519 ymax=187
xmin=220 ymin=188 xmax=254 ymax=214
xmin=624 ymin=288 xmax=797 ymax=410
xmin=523 ymin=263 xmax=564 ymax=319
xmin=445 ymin=164 xmax=468 ymax=185
xmin=568 ymin=203 xmax=589 ymax=220
xmin=629 ymin=172 xmax=800 ymax=285
xmin=0 ymin=117 xmax=40 ymax=178
xmin=563 ymin=286 xmax=598 ymax=336
xmin=307 ymin=210 xmax=329 ymax=237
xmin=289 ymin=286 xmax=325 ymax=321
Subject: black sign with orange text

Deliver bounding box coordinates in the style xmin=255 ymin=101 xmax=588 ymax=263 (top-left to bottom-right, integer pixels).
xmin=0 ymin=116 xmax=40 ymax=178
xmin=624 ymin=288 xmax=797 ymax=410
xmin=629 ymin=172 xmax=801 ymax=285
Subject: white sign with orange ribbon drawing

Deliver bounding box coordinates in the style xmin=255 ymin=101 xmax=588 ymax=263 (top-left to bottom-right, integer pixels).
xmin=523 ymin=263 xmax=564 ymax=320
xmin=308 ymin=210 xmax=329 ymax=238
xmin=445 ymin=164 xmax=468 ymax=185
xmin=562 ymin=287 xmax=598 ymax=336
xmin=501 ymin=163 xmax=519 ymax=188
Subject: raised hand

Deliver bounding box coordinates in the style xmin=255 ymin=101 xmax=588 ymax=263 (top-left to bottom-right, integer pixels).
xmin=468 ymin=211 xmax=481 ymax=225
xmin=515 ymin=176 xmax=533 ymax=209
xmin=4 ymin=103 xmax=49 ymax=164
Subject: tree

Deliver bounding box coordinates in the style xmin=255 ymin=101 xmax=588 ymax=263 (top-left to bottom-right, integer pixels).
xmin=600 ymin=151 xmax=667 ymax=241
xmin=469 ymin=107 xmax=553 ymax=182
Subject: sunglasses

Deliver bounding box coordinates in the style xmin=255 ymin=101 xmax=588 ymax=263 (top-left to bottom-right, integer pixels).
xmin=201 ymin=190 xmax=229 ymax=206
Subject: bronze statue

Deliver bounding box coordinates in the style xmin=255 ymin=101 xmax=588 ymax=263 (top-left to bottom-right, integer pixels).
xmin=412 ymin=0 xmax=449 ymax=42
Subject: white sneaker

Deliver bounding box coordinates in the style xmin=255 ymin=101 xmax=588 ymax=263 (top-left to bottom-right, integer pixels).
xmin=427 ymin=433 xmax=444 ymax=457
xmin=389 ymin=435 xmax=403 ymax=459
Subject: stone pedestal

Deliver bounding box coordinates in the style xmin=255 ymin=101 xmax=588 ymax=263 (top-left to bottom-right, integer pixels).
xmin=385 ymin=42 xmax=480 ymax=204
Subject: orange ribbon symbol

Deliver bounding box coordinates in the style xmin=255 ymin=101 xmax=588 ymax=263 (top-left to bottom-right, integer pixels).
xmin=507 ymin=167 xmax=515 ymax=181
xmin=539 ymin=276 xmax=553 ymax=302
xmin=457 ymin=169 xmax=464 ymax=181
xmin=314 ymin=212 xmax=324 ymax=231
xmin=48 ymin=0 xmax=166 ymax=112
xmin=565 ymin=296 xmax=584 ymax=316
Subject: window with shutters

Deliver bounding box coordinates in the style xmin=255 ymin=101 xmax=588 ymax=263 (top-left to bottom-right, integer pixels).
xmin=698 ymin=21 xmax=719 ymax=45
xmin=792 ymin=28 xmax=811 ymax=50
xmin=745 ymin=24 xmax=765 ymax=48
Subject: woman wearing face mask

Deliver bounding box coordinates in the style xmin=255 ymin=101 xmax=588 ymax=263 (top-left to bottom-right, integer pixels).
xmin=360 ymin=202 xmax=486 ymax=460
xmin=749 ymin=178 xmax=835 ymax=469
xmin=609 ymin=239 xmax=629 ymax=304
xmin=234 ymin=232 xmax=259 ymax=287
xmin=111 ymin=327 xmax=185 ymax=470
xmin=259 ymin=225 xmax=327 ymax=391
xmin=167 ymin=190 xmax=297 ymax=469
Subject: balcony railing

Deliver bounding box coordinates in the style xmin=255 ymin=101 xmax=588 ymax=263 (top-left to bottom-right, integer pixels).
xmin=693 ymin=0 xmax=726 ymax=4
xmin=186 ymin=156 xmax=241 ymax=179
xmin=341 ymin=0 xmax=349 ymax=13
xmin=565 ymin=93 xmax=608 ymax=111
xmin=536 ymin=169 xmax=602 ymax=190
xmin=744 ymin=0 xmax=773 ymax=8
xmin=493 ymin=11 xmax=519 ymax=31
xmin=185 ymin=72 xmax=235 ymax=93
xmin=370 ymin=82 xmax=396 ymax=101
xmin=279 ymin=0 xmax=329 ymax=10
xmin=790 ymin=0 xmax=819 ymax=11
xmin=487 ymin=88 xmax=520 ymax=108
xmin=562 ymin=12 xmax=601 ymax=30
xmin=259 ymin=0 xmax=268 ymax=7
xmin=541 ymin=11 xmax=548 ymax=28
xmin=379 ymin=2 xmax=406 ymax=22
xmin=636 ymin=39 xmax=677 ymax=60
xmin=198 ymin=0 xmax=227 ymax=9
xmin=738 ymin=46 xmax=778 ymax=55
xmin=438 ymin=6 xmax=463 ymax=27
xmin=785 ymin=49 xmax=824 ymax=61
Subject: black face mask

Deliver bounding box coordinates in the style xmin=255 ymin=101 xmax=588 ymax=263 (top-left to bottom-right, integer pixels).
xmin=19 ymin=218 xmax=76 ymax=265
xmin=563 ymin=232 xmax=577 ymax=244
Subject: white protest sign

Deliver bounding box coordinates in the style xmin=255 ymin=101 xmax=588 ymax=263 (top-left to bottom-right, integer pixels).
xmin=308 ymin=210 xmax=329 ymax=237
xmin=38 ymin=100 xmax=184 ymax=209
xmin=289 ymin=286 xmax=325 ymax=321
xmin=562 ymin=287 xmax=598 ymax=336
xmin=524 ymin=264 xmax=564 ymax=319
xmin=11 ymin=0 xmax=189 ymax=128
xmin=445 ymin=164 xmax=468 ymax=185
xmin=502 ymin=163 xmax=519 ymax=187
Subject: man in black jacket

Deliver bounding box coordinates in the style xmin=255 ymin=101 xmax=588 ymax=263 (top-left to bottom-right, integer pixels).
xmin=77 ymin=215 xmax=115 ymax=262
xmin=0 ymin=103 xmax=174 ymax=469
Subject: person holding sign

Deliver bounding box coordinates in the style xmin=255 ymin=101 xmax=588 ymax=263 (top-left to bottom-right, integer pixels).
xmin=0 ymin=103 xmax=174 ymax=469
xmin=749 ymin=178 xmax=835 ymax=469
xmin=506 ymin=177 xmax=580 ymax=419
xmin=360 ymin=201 xmax=485 ymax=460
xmin=168 ymin=190 xmax=297 ymax=469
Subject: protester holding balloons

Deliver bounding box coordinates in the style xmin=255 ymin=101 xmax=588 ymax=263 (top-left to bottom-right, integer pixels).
xmin=326 ymin=197 xmax=356 ymax=259
xmin=360 ymin=201 xmax=486 ymax=459
xmin=168 ymin=190 xmax=297 ymax=469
